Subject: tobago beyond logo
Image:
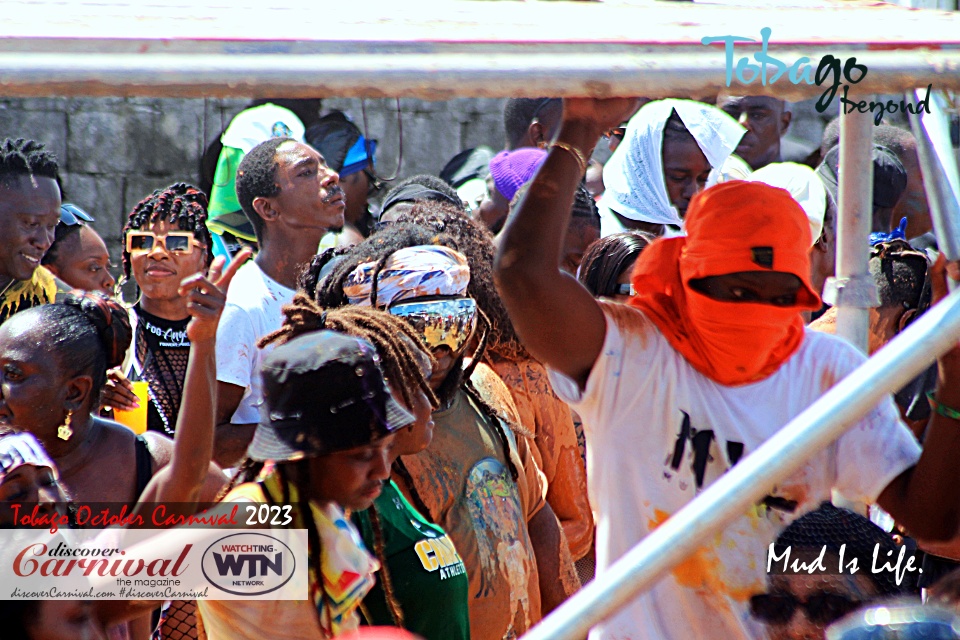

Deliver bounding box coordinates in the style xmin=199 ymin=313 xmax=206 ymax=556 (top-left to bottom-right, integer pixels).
xmin=201 ymin=532 xmax=296 ymax=596
xmin=701 ymin=28 xmax=932 ymax=125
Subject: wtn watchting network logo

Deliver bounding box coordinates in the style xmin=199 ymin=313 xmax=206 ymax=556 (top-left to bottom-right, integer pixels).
xmin=701 ymin=27 xmax=932 ymax=125
xmin=202 ymin=532 xmax=297 ymax=596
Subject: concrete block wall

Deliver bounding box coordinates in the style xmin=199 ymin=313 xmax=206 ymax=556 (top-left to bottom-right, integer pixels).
xmin=0 ymin=94 xmax=835 ymax=271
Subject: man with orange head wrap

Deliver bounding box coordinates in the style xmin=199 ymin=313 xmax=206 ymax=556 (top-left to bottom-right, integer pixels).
xmin=495 ymin=98 xmax=960 ymax=640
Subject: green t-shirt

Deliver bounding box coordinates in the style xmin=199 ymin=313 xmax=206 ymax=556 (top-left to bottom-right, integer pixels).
xmin=353 ymin=480 xmax=471 ymax=640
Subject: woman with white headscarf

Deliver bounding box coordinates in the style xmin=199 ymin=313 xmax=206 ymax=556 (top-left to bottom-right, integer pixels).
xmin=599 ymin=99 xmax=746 ymax=237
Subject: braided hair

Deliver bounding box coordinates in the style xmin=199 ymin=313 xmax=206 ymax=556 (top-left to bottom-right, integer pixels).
xmin=0 ymin=137 xmax=59 ymax=188
xmin=773 ymin=502 xmax=913 ymax=596
xmin=121 ymin=183 xmax=214 ymax=281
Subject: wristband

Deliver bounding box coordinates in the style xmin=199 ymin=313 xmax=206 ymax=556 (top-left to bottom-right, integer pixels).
xmin=927 ymin=391 xmax=960 ymax=421
xmin=550 ymin=141 xmax=588 ymax=176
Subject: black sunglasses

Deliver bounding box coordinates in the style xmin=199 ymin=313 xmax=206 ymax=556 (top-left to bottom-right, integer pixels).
xmin=60 ymin=203 xmax=94 ymax=226
xmin=750 ymin=592 xmax=862 ymax=627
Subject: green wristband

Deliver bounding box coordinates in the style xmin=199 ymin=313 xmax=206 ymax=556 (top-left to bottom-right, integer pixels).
xmin=927 ymin=391 xmax=960 ymax=421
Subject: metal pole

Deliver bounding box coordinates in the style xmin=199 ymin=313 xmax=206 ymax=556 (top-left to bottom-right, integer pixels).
xmin=907 ymin=88 xmax=960 ymax=263
xmin=824 ymin=103 xmax=879 ymax=353
xmin=521 ymin=287 xmax=960 ymax=640
xmin=3 ymin=50 xmax=960 ymax=99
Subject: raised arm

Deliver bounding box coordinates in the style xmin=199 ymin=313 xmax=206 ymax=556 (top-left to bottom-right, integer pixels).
xmin=135 ymin=249 xmax=251 ymax=509
xmin=495 ymin=98 xmax=638 ymax=388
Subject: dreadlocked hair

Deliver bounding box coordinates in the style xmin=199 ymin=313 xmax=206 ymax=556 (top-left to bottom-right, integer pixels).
xmin=121 ymin=182 xmax=214 ymax=280
xmin=368 ymin=508 xmax=405 ymax=627
xmin=285 ymin=460 xmax=333 ymax=635
xmin=214 ymin=458 xmax=266 ymax=502
xmin=258 ymin=294 xmax=438 ymax=412
xmin=388 ymin=200 xmax=530 ymax=361
xmin=0 ymin=137 xmax=59 ymax=188
xmin=299 ymin=246 xmax=351 ymax=300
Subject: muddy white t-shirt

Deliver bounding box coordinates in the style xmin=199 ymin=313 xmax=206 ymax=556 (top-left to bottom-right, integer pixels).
xmin=216 ymin=261 xmax=295 ymax=425
xmin=549 ymin=302 xmax=921 ymax=640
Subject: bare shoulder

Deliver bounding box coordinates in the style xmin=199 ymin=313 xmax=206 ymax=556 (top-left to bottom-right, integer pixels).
xmin=138 ymin=429 xmax=175 ymax=469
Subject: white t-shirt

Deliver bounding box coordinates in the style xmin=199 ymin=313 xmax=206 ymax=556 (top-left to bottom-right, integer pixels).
xmin=549 ymin=302 xmax=921 ymax=640
xmin=215 ymin=261 xmax=295 ymax=425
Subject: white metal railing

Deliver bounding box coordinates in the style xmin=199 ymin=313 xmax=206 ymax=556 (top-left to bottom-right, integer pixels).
xmin=522 ymin=285 xmax=960 ymax=640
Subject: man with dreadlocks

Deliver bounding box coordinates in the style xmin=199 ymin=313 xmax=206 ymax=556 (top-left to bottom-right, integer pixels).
xmin=0 ymin=137 xmax=61 ymax=324
xmin=213 ymin=136 xmax=345 ymax=467
xmin=257 ymin=299 xmax=470 ymax=640
xmin=313 ymin=226 xmax=576 ymax=640
xmin=389 ymin=201 xmax=595 ymax=570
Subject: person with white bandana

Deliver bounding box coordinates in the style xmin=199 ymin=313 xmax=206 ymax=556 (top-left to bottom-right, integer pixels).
xmin=599 ymin=99 xmax=746 ymax=238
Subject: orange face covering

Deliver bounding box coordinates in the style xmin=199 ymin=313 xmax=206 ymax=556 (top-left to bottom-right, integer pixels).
xmin=629 ymin=181 xmax=822 ymax=386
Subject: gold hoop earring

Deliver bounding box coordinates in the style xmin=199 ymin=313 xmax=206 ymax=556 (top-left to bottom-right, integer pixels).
xmin=58 ymin=410 xmax=74 ymax=441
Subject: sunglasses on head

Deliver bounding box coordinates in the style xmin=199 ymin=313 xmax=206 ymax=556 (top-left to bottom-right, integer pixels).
xmin=388 ymin=297 xmax=478 ymax=356
xmin=750 ymin=592 xmax=862 ymax=627
xmin=59 ymin=203 xmax=94 ymax=226
xmin=126 ymin=231 xmax=198 ymax=255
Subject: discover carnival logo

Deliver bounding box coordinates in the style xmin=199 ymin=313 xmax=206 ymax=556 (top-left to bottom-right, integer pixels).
xmin=701 ymin=27 xmax=932 ymax=125
xmin=201 ymin=532 xmax=297 ymax=596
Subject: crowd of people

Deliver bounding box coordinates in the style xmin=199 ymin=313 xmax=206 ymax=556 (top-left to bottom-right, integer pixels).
xmin=0 ymin=90 xmax=958 ymax=640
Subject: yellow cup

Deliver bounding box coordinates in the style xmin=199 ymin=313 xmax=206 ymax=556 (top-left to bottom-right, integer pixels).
xmin=113 ymin=381 xmax=149 ymax=435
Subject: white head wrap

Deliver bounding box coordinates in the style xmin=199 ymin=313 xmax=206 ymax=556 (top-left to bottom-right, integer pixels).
xmin=748 ymin=162 xmax=827 ymax=246
xmin=600 ymin=99 xmax=746 ymax=228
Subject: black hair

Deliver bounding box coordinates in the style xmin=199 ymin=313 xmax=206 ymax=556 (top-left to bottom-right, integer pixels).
xmin=663 ymin=109 xmax=695 ymax=143
xmin=0 ymin=600 xmax=37 ymax=639
xmin=773 ymin=502 xmax=912 ymax=596
xmin=503 ymin=98 xmax=562 ymax=149
xmin=873 ymin=124 xmax=916 ymax=159
xmin=0 ymin=138 xmax=59 ymax=189
xmin=40 ymin=222 xmax=84 ymax=267
xmin=385 ymin=201 xmax=529 ymax=361
xmin=870 ymin=240 xmax=930 ymax=313
xmin=121 ymin=182 xmax=214 ymax=280
xmin=571 ymin=183 xmax=601 ymax=226
xmin=236 ymin=137 xmax=291 ymax=242
xmin=18 ymin=292 xmax=131 ymax=398
xmin=578 ymin=231 xmax=654 ymax=298
xmin=379 ymin=174 xmax=464 ymax=215
xmin=820 ymin=116 xmax=841 ymax=157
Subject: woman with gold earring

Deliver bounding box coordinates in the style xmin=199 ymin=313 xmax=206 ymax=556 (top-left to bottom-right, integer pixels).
xmin=0 ymin=290 xmax=228 ymax=508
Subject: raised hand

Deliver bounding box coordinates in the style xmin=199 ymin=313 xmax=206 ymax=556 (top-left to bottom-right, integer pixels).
xmin=178 ymin=249 xmax=252 ymax=343
xmin=562 ymin=97 xmax=642 ymax=134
